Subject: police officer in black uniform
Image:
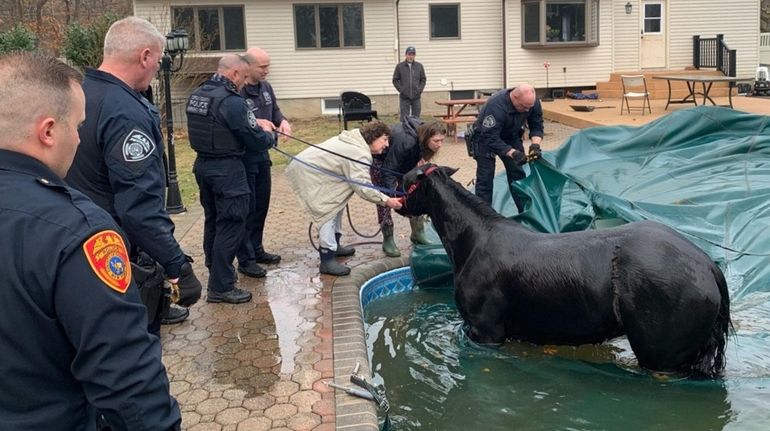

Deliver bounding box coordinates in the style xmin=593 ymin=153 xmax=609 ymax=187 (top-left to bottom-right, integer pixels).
xmin=235 ymin=47 xmax=289 ymax=278
xmin=471 ymin=84 xmax=544 ymax=212
xmin=0 ymin=51 xmax=181 ymax=431
xmin=186 ymin=54 xmax=275 ymax=303
xmin=66 ymin=17 xmax=201 ymax=331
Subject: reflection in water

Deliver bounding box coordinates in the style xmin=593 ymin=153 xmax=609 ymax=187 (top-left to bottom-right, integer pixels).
xmin=366 ymin=289 xmax=770 ymax=431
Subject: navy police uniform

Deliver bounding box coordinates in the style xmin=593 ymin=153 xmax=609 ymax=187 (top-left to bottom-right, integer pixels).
xmin=236 ymin=81 xmax=285 ymax=268
xmin=65 ymin=69 xmax=196 ymax=329
xmin=0 ymin=149 xmax=180 ymax=430
xmin=186 ymin=75 xmax=275 ymax=293
xmin=472 ymin=88 xmax=544 ymax=210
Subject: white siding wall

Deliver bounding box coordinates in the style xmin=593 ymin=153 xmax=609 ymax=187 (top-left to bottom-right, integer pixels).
xmin=504 ymin=0 xmax=614 ymax=88
xmin=135 ymin=0 xmax=397 ymax=101
xmin=397 ymin=1 xmax=504 ymax=93
xmin=668 ymin=0 xmax=759 ymax=77
xmin=612 ymin=0 xmax=640 ymax=72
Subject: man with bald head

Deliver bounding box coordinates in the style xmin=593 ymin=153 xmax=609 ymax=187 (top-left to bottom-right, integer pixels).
xmin=234 ymin=47 xmax=290 ymax=278
xmin=186 ymin=54 xmax=275 ymax=304
xmin=66 ymin=16 xmax=201 ymax=331
xmin=470 ymin=84 xmax=544 ymax=211
xmin=0 ymin=51 xmax=181 ymax=431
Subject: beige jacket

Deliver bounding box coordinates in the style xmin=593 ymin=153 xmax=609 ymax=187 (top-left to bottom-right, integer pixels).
xmin=285 ymin=129 xmax=388 ymax=225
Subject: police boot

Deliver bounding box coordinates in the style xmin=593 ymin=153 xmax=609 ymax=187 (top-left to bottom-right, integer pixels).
xmin=409 ymin=216 xmax=430 ymax=245
xmin=319 ymin=247 xmax=351 ymax=276
xmin=334 ymin=233 xmax=356 ymax=257
xmin=160 ymin=299 xmax=189 ymax=325
xmin=381 ymin=224 xmax=401 ymax=257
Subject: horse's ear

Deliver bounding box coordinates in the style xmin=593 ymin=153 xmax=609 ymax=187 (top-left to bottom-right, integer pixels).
xmin=440 ymin=166 xmax=459 ymax=177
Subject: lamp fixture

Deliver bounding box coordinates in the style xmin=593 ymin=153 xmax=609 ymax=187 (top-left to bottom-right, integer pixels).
xmin=625 ymin=2 xmax=632 ymax=14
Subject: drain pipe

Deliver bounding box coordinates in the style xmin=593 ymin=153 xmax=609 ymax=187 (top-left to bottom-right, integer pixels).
xmin=502 ymin=0 xmax=507 ymax=88
xmin=394 ymin=0 xmax=401 ymax=62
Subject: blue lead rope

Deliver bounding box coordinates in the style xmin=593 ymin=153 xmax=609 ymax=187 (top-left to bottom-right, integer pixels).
xmin=274 ymin=130 xmax=406 ymax=178
xmin=271 ymin=146 xmax=406 ymax=197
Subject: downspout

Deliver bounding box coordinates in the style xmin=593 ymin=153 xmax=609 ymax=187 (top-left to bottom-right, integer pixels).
xmin=502 ymin=0 xmax=507 ymax=88
xmin=395 ymin=0 xmax=401 ymax=63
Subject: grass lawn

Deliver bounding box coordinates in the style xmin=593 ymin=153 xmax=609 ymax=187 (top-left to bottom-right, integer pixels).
xmin=171 ymin=114 xmax=400 ymax=206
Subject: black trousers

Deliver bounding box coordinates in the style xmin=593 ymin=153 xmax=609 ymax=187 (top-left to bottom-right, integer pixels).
xmin=237 ymin=160 xmax=272 ymax=265
xmin=474 ymin=147 xmax=525 ymax=212
xmin=193 ymin=156 xmax=249 ymax=293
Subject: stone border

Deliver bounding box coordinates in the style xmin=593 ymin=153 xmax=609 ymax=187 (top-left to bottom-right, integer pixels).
xmin=331 ymin=256 xmax=410 ymax=431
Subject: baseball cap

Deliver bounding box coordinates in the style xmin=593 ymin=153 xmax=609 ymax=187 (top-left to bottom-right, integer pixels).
xmin=405 ymin=46 xmax=416 ymax=55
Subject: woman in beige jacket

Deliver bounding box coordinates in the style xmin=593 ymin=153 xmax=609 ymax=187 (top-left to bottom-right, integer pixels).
xmin=286 ymin=121 xmax=403 ymax=275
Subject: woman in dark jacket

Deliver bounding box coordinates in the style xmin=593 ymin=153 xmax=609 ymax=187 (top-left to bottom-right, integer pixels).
xmin=371 ymin=117 xmax=446 ymax=256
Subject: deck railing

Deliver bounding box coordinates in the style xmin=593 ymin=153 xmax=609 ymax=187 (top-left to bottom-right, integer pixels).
xmin=693 ymin=34 xmax=736 ymax=77
xmin=760 ymin=32 xmax=770 ymax=66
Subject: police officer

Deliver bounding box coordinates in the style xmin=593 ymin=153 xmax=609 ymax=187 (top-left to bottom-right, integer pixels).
xmin=186 ymin=54 xmax=275 ymax=303
xmin=0 ymin=51 xmax=181 ymax=431
xmin=471 ymin=84 xmax=544 ymax=211
xmin=235 ymin=47 xmax=289 ymax=278
xmin=66 ymin=17 xmax=201 ymax=330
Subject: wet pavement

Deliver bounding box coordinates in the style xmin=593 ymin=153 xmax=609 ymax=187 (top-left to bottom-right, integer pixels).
xmin=164 ymin=120 xmax=579 ymax=430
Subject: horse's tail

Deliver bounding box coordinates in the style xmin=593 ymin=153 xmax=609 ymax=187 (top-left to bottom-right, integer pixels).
xmin=690 ymin=265 xmax=732 ymax=378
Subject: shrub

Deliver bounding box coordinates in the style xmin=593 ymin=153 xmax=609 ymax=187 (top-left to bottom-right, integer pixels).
xmin=61 ymin=13 xmax=120 ymax=69
xmin=0 ymin=24 xmax=38 ymax=53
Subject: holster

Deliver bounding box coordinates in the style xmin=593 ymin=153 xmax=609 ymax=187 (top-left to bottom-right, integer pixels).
xmin=130 ymin=251 xmax=165 ymax=325
xmin=464 ymin=124 xmax=478 ymax=158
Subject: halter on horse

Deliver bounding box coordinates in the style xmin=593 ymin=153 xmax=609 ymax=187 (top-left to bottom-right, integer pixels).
xmin=401 ymin=164 xmax=731 ymax=378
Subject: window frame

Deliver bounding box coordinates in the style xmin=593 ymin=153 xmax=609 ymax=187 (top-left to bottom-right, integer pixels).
xmin=521 ymin=0 xmax=600 ymax=49
xmin=171 ymin=5 xmax=246 ymax=52
xmin=293 ymin=3 xmax=366 ymax=50
xmin=429 ymin=3 xmax=461 ymax=40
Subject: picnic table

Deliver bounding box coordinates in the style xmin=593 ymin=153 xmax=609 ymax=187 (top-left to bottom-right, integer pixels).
xmin=434 ymin=98 xmax=487 ymax=139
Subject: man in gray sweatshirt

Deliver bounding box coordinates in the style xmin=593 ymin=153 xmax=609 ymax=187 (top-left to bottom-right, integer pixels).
xmin=392 ymin=46 xmax=427 ymax=121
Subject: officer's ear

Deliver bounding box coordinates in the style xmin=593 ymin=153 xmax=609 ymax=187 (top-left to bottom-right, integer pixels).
xmin=37 ymin=116 xmax=57 ymax=148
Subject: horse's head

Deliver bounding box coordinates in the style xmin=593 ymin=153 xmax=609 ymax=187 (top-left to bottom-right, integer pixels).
xmin=397 ymin=163 xmax=459 ymax=217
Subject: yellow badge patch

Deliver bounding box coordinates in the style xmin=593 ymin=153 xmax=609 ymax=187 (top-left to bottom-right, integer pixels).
xmin=83 ymin=230 xmax=132 ymax=294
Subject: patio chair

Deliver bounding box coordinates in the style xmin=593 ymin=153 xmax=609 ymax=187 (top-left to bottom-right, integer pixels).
xmin=620 ymin=75 xmax=652 ymax=115
xmin=339 ymin=91 xmax=378 ymax=130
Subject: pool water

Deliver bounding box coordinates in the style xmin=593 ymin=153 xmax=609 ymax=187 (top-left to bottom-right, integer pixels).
xmin=364 ymin=287 xmax=770 ymax=431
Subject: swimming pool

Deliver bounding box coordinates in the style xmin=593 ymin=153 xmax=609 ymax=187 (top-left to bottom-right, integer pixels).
xmin=362 ymin=268 xmax=770 ymax=431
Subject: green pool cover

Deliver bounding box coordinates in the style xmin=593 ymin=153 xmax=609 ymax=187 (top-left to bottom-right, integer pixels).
xmin=411 ymin=106 xmax=770 ymax=300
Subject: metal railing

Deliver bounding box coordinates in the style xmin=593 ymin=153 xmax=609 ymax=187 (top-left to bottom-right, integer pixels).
xmin=693 ymin=34 xmax=736 ymax=77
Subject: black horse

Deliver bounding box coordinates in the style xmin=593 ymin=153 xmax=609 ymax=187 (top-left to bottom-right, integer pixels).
xmin=401 ymin=164 xmax=731 ymax=378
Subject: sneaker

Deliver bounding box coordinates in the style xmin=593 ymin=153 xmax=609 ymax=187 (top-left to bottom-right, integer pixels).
xmin=206 ymin=288 xmax=252 ymax=304
xmin=237 ymin=262 xmax=267 ymax=278
xmin=254 ymin=251 xmax=281 ymax=264
xmin=160 ymin=303 xmax=189 ymax=325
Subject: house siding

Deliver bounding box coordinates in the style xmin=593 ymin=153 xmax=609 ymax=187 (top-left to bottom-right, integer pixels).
xmin=397 ymin=1 xmax=504 ymax=94
xmin=668 ymin=0 xmax=759 ymax=77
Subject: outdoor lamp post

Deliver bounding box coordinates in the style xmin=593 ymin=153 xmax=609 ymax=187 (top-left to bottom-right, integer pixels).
xmin=625 ymin=2 xmax=633 ymax=14
xmin=162 ymin=28 xmax=189 ymax=214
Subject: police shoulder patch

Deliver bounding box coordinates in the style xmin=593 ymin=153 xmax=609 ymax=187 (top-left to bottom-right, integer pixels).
xmin=248 ymin=111 xmax=258 ymax=129
xmin=82 ymin=230 xmax=132 ymax=294
xmin=482 ymin=115 xmax=497 ymax=129
xmin=122 ymin=129 xmax=156 ymax=162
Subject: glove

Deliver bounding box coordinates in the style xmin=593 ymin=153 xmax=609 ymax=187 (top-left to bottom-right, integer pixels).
xmin=175 ymin=256 xmax=202 ymax=307
xmin=528 ymin=143 xmax=542 ymax=161
xmin=510 ymin=149 xmax=528 ymax=166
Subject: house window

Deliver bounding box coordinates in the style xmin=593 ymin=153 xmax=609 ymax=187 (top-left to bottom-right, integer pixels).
xmin=172 ymin=6 xmax=245 ymax=51
xmin=294 ymin=3 xmax=364 ymax=49
xmin=430 ymin=4 xmax=460 ymax=39
xmin=322 ymin=97 xmax=342 ymax=115
xmin=522 ymin=0 xmax=599 ymax=48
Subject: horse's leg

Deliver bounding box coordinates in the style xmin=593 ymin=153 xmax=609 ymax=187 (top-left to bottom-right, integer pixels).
xmin=612 ymin=242 xmax=721 ymax=374
xmin=454 ymin=277 xmax=506 ymax=345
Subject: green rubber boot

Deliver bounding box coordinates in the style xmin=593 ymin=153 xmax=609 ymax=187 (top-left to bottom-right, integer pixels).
xmin=381 ymin=225 xmax=401 ymax=257
xmin=334 ymin=233 xmax=356 ymax=257
xmin=409 ymin=217 xmax=430 ymax=245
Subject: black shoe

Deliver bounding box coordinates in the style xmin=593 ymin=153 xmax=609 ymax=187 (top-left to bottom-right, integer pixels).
xmin=237 ymin=262 xmax=267 ymax=278
xmin=206 ymin=288 xmax=252 ymax=304
xmin=254 ymin=251 xmax=281 ymax=264
xmin=161 ymin=303 xmax=190 ymax=325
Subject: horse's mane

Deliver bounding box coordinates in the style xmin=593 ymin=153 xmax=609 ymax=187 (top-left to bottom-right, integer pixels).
xmin=430 ymin=169 xmax=505 ymax=220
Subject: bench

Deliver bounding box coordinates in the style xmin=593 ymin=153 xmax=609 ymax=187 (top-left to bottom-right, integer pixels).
xmin=440 ymin=116 xmax=477 ymax=142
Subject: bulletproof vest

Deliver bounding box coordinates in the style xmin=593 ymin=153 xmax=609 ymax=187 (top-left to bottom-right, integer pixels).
xmin=186 ymin=83 xmax=243 ymax=156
